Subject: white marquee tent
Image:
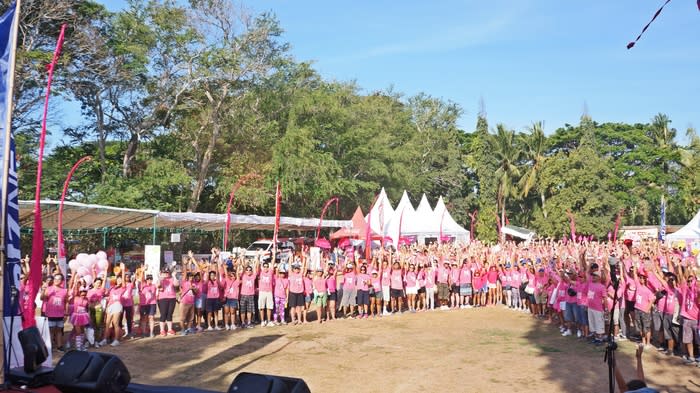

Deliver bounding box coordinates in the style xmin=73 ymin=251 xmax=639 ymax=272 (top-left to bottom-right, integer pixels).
xmin=667 ymin=210 xmax=700 ymax=241
xmin=433 ymin=196 xmax=470 ymax=243
xmin=365 ymin=187 xmax=395 ymax=239
xmin=386 ymin=190 xmax=417 ymax=246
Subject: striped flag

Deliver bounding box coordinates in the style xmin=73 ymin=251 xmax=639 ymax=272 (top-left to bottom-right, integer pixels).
xmin=0 ymin=2 xmax=20 ymax=318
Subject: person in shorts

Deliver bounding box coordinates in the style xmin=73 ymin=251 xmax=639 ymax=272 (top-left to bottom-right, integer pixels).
xmin=257 ymin=261 xmax=275 ymax=326
xmin=340 ymin=263 xmax=358 ymax=318
xmin=437 ymin=261 xmax=451 ymax=310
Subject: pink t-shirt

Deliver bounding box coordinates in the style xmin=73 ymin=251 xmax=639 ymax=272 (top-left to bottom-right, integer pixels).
xmin=371 ymin=274 xmax=382 ymax=291
xmin=206 ymin=279 xmax=222 ymax=299
xmin=658 ymin=283 xmax=678 ymax=316
xmin=487 ymin=269 xmax=498 ymax=284
xmin=586 ymin=281 xmax=607 ymax=312
xmin=87 ymin=287 xmax=105 ymax=304
xmin=450 ymin=268 xmax=461 ymax=285
xmin=273 ymin=276 xmax=288 ymax=298
xmin=72 ymin=297 xmax=88 ymax=315
xmin=633 ymin=277 xmax=654 ymax=313
xmin=534 ymin=273 xmax=548 ymax=294
xmin=45 ymin=286 xmax=67 ymax=318
xmin=390 ymin=270 xmax=404 ymax=290
xmin=356 ymin=273 xmax=370 ymax=291
xmin=424 ymin=269 xmax=436 ymax=289
xmin=240 ymin=273 xmax=256 ymax=296
xmin=107 ymin=286 xmax=125 ymax=306
xmin=121 ymin=283 xmax=134 ymax=307
xmin=459 ymin=267 xmax=472 ymax=286
xmin=381 ymin=267 xmax=391 ymax=286
xmin=437 ymin=266 xmax=450 ymax=284
xmin=404 ymin=271 xmax=418 ymax=289
xmin=158 ymin=278 xmax=177 ymax=299
xmin=576 ymin=280 xmax=588 ymax=306
xmin=180 ymin=280 xmax=196 ymax=305
xmin=140 ymin=284 xmax=157 ymax=305
xmin=289 ymin=272 xmax=304 ymax=294
xmin=326 ymin=276 xmax=337 ymax=293
xmin=258 ymin=269 xmax=274 ymax=292
xmin=303 ymin=277 xmax=313 ymax=296
xmin=343 ymin=272 xmax=357 ymax=290
xmin=680 ymin=283 xmax=699 ymax=321
xmin=313 ymin=276 xmax=327 ymax=293
xmin=225 ymin=278 xmax=240 ymax=300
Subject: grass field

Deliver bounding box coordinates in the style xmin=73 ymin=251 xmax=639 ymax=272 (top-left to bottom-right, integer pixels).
xmin=91 ymin=307 xmax=700 ymax=393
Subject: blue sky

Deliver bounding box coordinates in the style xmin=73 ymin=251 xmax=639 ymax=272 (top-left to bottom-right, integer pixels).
xmin=98 ymin=0 xmax=699 ymax=141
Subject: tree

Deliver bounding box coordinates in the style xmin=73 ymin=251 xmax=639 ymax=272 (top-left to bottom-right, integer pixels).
xmin=490 ymin=124 xmax=521 ymax=234
xmin=518 ymin=121 xmax=548 ymax=217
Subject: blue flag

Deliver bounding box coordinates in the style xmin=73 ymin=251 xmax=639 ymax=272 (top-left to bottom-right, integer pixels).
xmin=0 ymin=3 xmax=21 ymax=317
xmin=659 ymin=196 xmax=666 ymax=242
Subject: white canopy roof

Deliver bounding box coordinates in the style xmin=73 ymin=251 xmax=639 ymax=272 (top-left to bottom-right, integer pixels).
xmin=403 ymin=194 xmax=439 ymax=235
xmin=19 ymin=200 xmax=351 ymax=232
xmin=386 ymin=190 xmax=417 ymax=245
xmin=366 ymin=187 xmax=394 ymax=237
xmin=433 ymin=196 xmax=470 ymax=241
xmin=667 ymin=210 xmax=700 ymax=241
xmin=501 ymin=224 xmax=536 ymax=242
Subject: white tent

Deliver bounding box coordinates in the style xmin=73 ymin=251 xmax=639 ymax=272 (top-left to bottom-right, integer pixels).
xmin=501 ymin=224 xmax=536 ymax=242
xmin=433 ymin=196 xmax=470 ymax=243
xmin=667 ymin=210 xmax=700 ymax=241
xmin=402 ymin=194 xmax=440 ymax=243
xmin=366 ymin=187 xmax=395 ymax=239
xmin=386 ymin=190 xmax=417 ymax=246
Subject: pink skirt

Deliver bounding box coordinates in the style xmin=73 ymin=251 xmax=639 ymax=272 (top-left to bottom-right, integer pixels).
xmin=70 ymin=312 xmax=90 ymax=327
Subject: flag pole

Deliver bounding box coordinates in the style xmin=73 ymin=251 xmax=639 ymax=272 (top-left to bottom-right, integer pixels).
xmin=0 ymin=1 xmax=21 ymax=384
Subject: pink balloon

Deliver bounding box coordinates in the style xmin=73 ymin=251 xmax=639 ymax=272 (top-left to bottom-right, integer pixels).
xmin=88 ymin=254 xmax=98 ymax=266
xmin=77 ymin=266 xmax=89 ymax=277
xmin=68 ymin=259 xmax=78 ymax=272
xmin=97 ymin=259 xmax=108 ymax=271
xmin=76 ymin=253 xmax=89 ymax=264
xmin=96 ymin=251 xmax=107 ymax=260
xmin=82 ymin=274 xmax=93 ymax=286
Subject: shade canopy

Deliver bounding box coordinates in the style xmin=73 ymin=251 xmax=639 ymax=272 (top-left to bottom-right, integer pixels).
xmin=667 ymin=210 xmax=700 ymax=241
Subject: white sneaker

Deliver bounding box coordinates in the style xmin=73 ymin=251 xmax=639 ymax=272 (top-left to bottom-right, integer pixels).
xmin=98 ymin=339 xmax=108 ymax=346
xmin=215 ymin=326 xmax=223 ymax=331
xmin=207 ymin=326 xmax=214 ymax=331
xmin=382 ymin=310 xmax=390 ymax=316
xmin=231 ymin=325 xmax=238 ymax=330
xmin=562 ymin=329 xmax=572 ymax=337
xmin=261 ymin=321 xmax=267 ymax=327
xmin=466 ymin=305 xmax=473 ymax=309
xmin=267 ymin=321 xmax=275 ymax=327
xmin=110 ymin=340 xmax=120 ymax=347
xmin=576 ymin=330 xmax=582 ymax=338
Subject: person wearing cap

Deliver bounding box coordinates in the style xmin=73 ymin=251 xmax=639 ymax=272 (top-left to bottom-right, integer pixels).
xmin=312 ymin=266 xmax=328 ymax=323
xmin=586 ymin=270 xmax=608 ymax=344
xmin=356 ymin=264 xmax=371 ymax=318
xmin=287 ymin=258 xmax=306 ymax=325
xmin=626 ymin=266 xmax=655 ymax=348
xmin=534 ymin=267 xmax=549 ymax=318
xmin=676 ymin=260 xmax=700 ymax=365
xmin=650 ymin=262 xmax=680 ymax=356
xmin=222 ymin=266 xmax=241 ymax=330
xmin=369 ymin=267 xmax=383 ymax=317
xmin=501 ymin=263 xmax=513 ymax=309
xmin=239 ymin=260 xmax=257 ymax=328
xmin=436 ymin=260 xmax=450 ymax=310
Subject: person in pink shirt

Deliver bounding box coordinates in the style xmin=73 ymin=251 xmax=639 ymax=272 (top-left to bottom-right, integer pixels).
xmin=69 ymin=285 xmax=90 ymax=351
xmin=390 ymin=261 xmax=405 ymax=313
xmin=42 ymin=273 xmax=68 ymax=351
xmin=204 ymin=268 xmax=223 ymax=330
xmin=287 ymin=261 xmax=306 ymax=325
xmin=273 ymin=268 xmax=289 ymax=325
xmin=449 ymin=261 xmax=461 ymax=309
xmin=628 ymin=267 xmax=655 ymax=348
xmin=156 ymin=267 xmax=179 ymax=337
xmin=302 ymin=270 xmax=314 ymax=323
xmin=380 ymin=259 xmax=392 ymax=315
xmin=102 ymin=266 xmax=126 ymax=346
xmin=239 ymin=263 xmax=257 ymax=328
xmin=416 ymin=265 xmax=427 ymax=311
xmin=178 ymin=271 xmax=197 ymax=335
xmin=325 ymin=266 xmax=337 ymax=321
xmin=356 ymin=264 xmax=371 ymax=318
xmin=87 ymin=277 xmax=106 ymax=344
xmin=257 ymin=261 xmax=275 ymax=326
xmin=678 ymin=269 xmax=699 ymax=365
xmin=340 ymin=263 xmax=358 ymax=318
xmin=120 ymin=272 xmax=135 ymax=338
xmin=586 ymin=271 xmax=607 ymax=343
xmin=486 ymin=264 xmax=498 ymax=306
xmin=404 ymin=264 xmax=419 ymax=312
xmin=312 ymin=267 xmax=328 ymax=323
xmin=138 ymin=273 xmax=157 ymax=338
xmin=436 ymin=261 xmax=450 ymax=310
xmin=533 ymin=268 xmax=549 ymax=318
xmin=223 ymin=267 xmax=240 ymax=330
xmin=369 ymin=269 xmax=383 ymax=317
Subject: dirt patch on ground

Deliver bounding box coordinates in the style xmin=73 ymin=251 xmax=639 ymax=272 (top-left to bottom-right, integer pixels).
xmin=87 ymin=307 xmax=700 ymax=393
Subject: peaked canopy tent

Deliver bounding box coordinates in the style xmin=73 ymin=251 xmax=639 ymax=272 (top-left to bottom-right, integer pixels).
xmin=386 ymin=190 xmax=417 ymax=246
xmin=666 ymin=210 xmax=700 ymax=241
xmin=501 ymin=224 xmax=536 ymax=242
xmin=433 ymin=196 xmax=470 ymax=243
xmin=19 ymin=200 xmax=351 ymax=234
xmin=365 ymin=187 xmax=394 ymax=239
xmin=401 ymin=194 xmax=440 ymax=244
xmin=330 ymin=207 xmax=378 ymax=240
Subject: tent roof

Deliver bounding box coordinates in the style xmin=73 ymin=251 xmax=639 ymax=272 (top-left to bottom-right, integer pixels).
xmin=19 ymin=200 xmax=351 ymax=232
xmin=386 ymin=191 xmax=416 ymax=245
xmin=667 ymin=210 xmax=700 ymax=240
xmin=403 ymin=194 xmax=438 ymax=234
xmin=330 ymin=207 xmax=377 ymax=239
xmin=366 ymin=187 xmax=394 ymax=236
xmin=502 ymin=224 xmax=536 ymax=240
xmin=433 ymin=196 xmax=470 ymax=237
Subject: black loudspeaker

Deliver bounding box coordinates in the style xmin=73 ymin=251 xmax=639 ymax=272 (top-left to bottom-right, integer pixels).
xmin=53 ymin=350 xmax=131 ymax=393
xmin=7 ymin=326 xmax=53 ymax=387
xmin=228 ymin=372 xmax=310 ymax=393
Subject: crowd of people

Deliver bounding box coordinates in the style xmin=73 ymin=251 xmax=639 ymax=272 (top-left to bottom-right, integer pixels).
xmin=22 ymin=238 xmax=700 ymax=377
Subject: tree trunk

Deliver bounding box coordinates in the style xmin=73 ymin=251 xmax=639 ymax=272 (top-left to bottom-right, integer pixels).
xmin=188 ymin=122 xmax=221 ymax=212
xmin=94 ymin=93 xmax=107 ymax=182
xmin=123 ymin=132 xmax=139 ymax=177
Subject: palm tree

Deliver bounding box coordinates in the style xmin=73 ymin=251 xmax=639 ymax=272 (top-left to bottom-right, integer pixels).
xmin=490 ymin=124 xmax=521 ymax=237
xmin=518 ymin=121 xmax=548 ymax=217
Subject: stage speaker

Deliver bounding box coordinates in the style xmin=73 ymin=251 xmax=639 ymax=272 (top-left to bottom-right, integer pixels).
xmin=7 ymin=326 xmax=53 ymax=387
xmin=228 ymin=372 xmax=310 ymax=393
xmin=53 ymin=350 xmax=131 ymax=393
